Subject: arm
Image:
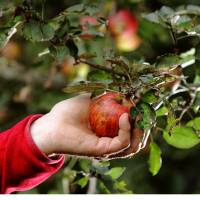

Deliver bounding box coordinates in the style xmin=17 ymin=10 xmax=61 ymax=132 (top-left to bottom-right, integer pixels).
xmin=0 ymin=115 xmax=64 ymax=194
xmin=0 ymin=94 xmax=131 ymax=194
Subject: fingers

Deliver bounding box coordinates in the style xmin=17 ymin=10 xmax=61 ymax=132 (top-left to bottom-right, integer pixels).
xmin=92 ymin=113 xmax=131 ymax=157
xmin=119 ymin=113 xmax=131 ymax=132
xmin=107 ymin=128 xmax=146 ymax=159
xmin=60 ymin=112 xmax=132 ymax=158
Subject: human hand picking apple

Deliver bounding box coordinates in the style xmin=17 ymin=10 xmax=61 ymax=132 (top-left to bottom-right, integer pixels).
xmin=30 ymin=93 xmax=135 ymax=159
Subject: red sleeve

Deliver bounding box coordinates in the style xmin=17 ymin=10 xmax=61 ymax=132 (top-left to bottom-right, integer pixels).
xmin=0 ymin=115 xmax=65 ymax=194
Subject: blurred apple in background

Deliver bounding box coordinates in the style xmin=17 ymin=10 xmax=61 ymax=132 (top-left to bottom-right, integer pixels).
xmin=60 ymin=57 xmax=75 ymax=77
xmin=59 ymin=57 xmax=89 ymax=81
xmin=108 ymin=10 xmax=141 ymax=52
xmin=108 ymin=10 xmax=138 ymax=36
xmin=1 ymin=41 xmax=22 ymax=60
xmin=116 ymin=31 xmax=141 ymax=52
xmin=80 ymin=16 xmax=98 ymax=39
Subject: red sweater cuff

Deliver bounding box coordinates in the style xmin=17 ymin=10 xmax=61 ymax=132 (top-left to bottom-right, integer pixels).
xmin=0 ymin=115 xmax=65 ymax=194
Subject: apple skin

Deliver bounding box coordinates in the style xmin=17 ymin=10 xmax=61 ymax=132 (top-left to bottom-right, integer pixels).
xmin=80 ymin=16 xmax=97 ymax=39
xmin=89 ymin=92 xmax=132 ymax=138
xmin=108 ymin=10 xmax=138 ymax=37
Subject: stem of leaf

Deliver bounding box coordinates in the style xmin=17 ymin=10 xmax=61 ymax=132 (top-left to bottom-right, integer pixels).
xmin=41 ymin=0 xmax=46 ymax=20
xmin=169 ymin=24 xmax=178 ymax=53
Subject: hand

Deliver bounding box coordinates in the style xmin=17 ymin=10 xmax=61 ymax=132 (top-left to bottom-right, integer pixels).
xmin=30 ymin=94 xmax=132 ymax=159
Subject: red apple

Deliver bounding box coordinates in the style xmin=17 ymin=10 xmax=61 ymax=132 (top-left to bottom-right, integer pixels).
xmin=80 ymin=16 xmax=98 ymax=39
xmin=108 ymin=10 xmax=141 ymax=52
xmin=108 ymin=10 xmax=138 ymax=37
xmin=89 ymin=92 xmax=133 ymax=137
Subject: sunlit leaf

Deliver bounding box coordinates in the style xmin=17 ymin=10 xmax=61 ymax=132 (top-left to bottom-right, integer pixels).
xmin=187 ymin=117 xmax=200 ymax=131
xmin=75 ymin=176 xmax=89 ymax=188
xmin=148 ymin=142 xmax=162 ymax=176
xmin=163 ymin=126 xmax=200 ymax=149
xmin=114 ymin=181 xmax=133 ymax=194
xmin=105 ymin=167 xmax=125 ymax=180
xmin=156 ymin=106 xmax=168 ymax=117
xmin=98 ymin=180 xmax=111 ymax=194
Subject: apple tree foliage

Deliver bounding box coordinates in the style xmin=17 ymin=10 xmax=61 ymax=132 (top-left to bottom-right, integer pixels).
xmin=1 ymin=0 xmax=200 ymax=194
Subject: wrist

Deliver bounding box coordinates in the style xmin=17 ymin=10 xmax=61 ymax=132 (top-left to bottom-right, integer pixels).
xmin=30 ymin=113 xmax=55 ymax=155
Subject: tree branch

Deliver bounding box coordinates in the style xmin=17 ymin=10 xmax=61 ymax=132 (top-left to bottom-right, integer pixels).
xmin=78 ymin=59 xmax=127 ymax=78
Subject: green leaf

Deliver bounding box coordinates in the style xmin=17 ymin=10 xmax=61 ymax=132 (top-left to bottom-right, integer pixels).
xmin=66 ymin=4 xmax=84 ymax=12
xmin=79 ymin=159 xmax=92 ymax=173
xmin=159 ymin=6 xmax=174 ymax=19
xmin=155 ymin=54 xmax=181 ymax=69
xmin=75 ymin=176 xmax=89 ymax=188
xmin=49 ymin=45 xmax=69 ymax=61
xmin=148 ymin=142 xmax=162 ymax=176
xmin=63 ymin=82 xmax=107 ymax=94
xmin=54 ymin=18 xmax=70 ymax=38
xmin=92 ymin=161 xmax=110 ymax=174
xmin=40 ymin=23 xmax=55 ymax=41
xmin=98 ymin=180 xmax=111 ymax=194
xmin=114 ymin=181 xmax=133 ymax=194
xmin=143 ymin=12 xmax=161 ymax=24
xmin=96 ymin=161 xmax=110 ymax=167
xmin=134 ymin=102 xmax=156 ymax=131
xmin=105 ymin=167 xmax=125 ymax=180
xmin=88 ymin=70 xmax=112 ymax=83
xmin=172 ymin=15 xmax=192 ymax=28
xmin=156 ymin=106 xmax=168 ymax=117
xmin=63 ymin=169 xmax=77 ymax=181
xmin=163 ymin=126 xmax=200 ymax=149
xmin=164 ymin=99 xmax=177 ymax=133
xmin=23 ymin=21 xmax=43 ymax=42
xmin=141 ymin=90 xmax=159 ymax=104
xmin=187 ymin=117 xmax=200 ymax=131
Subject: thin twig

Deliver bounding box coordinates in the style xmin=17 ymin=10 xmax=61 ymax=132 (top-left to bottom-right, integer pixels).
xmin=78 ymin=59 xmax=127 ymax=78
xmin=168 ymin=24 xmax=179 ymax=53
xmin=178 ymin=89 xmax=197 ymax=122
